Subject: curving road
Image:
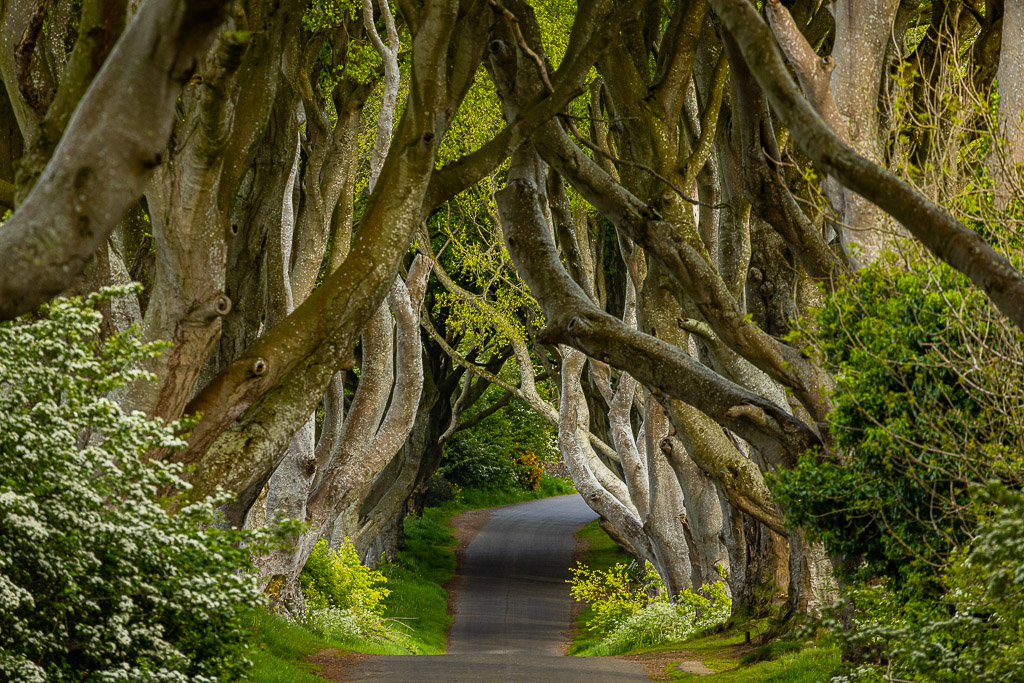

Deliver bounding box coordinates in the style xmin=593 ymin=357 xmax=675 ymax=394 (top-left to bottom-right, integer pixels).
xmin=344 ymin=494 xmax=650 ymax=681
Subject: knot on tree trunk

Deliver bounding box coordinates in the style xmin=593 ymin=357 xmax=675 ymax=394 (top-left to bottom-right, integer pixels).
xmin=192 ymin=292 xmax=232 ymax=322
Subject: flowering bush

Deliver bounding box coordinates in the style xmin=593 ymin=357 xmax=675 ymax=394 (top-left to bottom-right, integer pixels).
xmin=0 ymin=288 xmax=285 ymax=682
xmin=601 ymin=586 xmax=731 ymax=655
xmin=514 ymin=450 xmax=543 ymax=491
xmin=568 ymin=561 xmax=651 ymax=635
xmin=300 ymin=538 xmax=391 ymax=640
xmin=569 ymin=560 xmax=731 ymax=655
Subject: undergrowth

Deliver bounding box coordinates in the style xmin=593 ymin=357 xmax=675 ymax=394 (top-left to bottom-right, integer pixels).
xmin=567 ymin=523 xmax=730 ymax=656
xmin=567 ymin=521 xmax=842 ymax=682
xmin=248 ymin=475 xmax=575 ymax=679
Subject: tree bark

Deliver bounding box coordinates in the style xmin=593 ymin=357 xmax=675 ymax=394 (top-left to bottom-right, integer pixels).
xmin=0 ymin=0 xmax=230 ymax=319
xmin=712 ymin=0 xmax=1024 ymax=332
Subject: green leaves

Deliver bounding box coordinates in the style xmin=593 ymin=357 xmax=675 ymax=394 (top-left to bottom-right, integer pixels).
xmin=568 ymin=560 xmax=731 ymax=655
xmin=777 ymin=255 xmax=1024 ymax=594
xmin=301 ymin=538 xmax=393 ymax=640
xmin=0 ymin=288 xmax=287 ymax=682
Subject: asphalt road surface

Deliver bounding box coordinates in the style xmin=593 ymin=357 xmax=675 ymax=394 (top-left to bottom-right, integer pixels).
xmin=344 ymin=494 xmax=651 ymax=681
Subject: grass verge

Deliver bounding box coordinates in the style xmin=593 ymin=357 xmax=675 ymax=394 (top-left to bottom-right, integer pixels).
xmin=566 ymin=518 xmax=634 ymax=656
xmin=664 ymin=641 xmax=841 ymax=681
xmin=248 ymin=475 xmax=575 ymax=680
xmin=565 ymin=522 xmax=842 ymax=682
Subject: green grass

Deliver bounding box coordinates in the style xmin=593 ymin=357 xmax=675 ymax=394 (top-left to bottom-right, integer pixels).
xmin=454 ymin=474 xmax=576 ymax=509
xmin=248 ymin=476 xmax=576 ymax=679
xmin=566 ymin=518 xmax=634 ymax=656
xmin=740 ymin=638 xmax=803 ymax=665
xmin=637 ymin=621 xmax=840 ymax=682
xmin=666 ymin=644 xmax=842 ymax=681
xmin=246 ymin=610 xmax=338 ymax=683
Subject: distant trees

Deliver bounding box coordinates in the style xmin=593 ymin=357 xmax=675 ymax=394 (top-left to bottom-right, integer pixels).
xmin=1 ymin=0 xmax=1022 ymax=635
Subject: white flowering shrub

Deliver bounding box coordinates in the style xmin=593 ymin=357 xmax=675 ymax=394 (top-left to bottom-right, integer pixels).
xmin=596 ymin=578 xmax=732 ymax=655
xmin=0 ymin=288 xmax=286 ymax=682
xmin=570 ymin=559 xmax=732 ymax=656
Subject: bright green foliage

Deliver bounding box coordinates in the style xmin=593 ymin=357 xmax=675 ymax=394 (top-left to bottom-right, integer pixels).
xmin=300 ymin=538 xmax=392 ymax=640
xmin=0 ymin=288 xmax=286 ymax=682
xmin=441 ymin=393 xmax=558 ymax=490
xmin=836 ymin=483 xmax=1024 ymax=683
xmin=568 ymin=560 xmax=731 ymax=656
xmin=569 ymin=561 xmax=652 ymax=635
xmin=774 ymin=255 xmax=1024 ymax=596
xmin=304 ymin=1 xmax=385 ymax=88
xmin=302 ymin=0 xmax=358 ymax=30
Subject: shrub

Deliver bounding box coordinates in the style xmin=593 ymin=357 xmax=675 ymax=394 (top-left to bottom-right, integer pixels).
xmin=568 ymin=561 xmax=650 ymax=635
xmin=422 ymin=472 xmax=458 ymax=507
xmin=835 ymin=483 xmax=1024 ymax=683
xmin=440 ymin=394 xmax=559 ymax=491
xmin=775 ymin=257 xmax=1024 ymax=597
xmin=440 ymin=427 xmax=517 ymax=489
xmin=300 ymin=538 xmax=391 ymax=640
xmin=514 ymin=450 xmax=543 ymax=490
xmin=0 ymin=288 xmax=284 ymax=682
xmin=569 ymin=560 xmax=731 ymax=655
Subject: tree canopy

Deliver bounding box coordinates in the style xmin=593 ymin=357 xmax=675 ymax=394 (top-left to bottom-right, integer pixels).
xmin=1 ymin=0 xmax=1023 ymax=679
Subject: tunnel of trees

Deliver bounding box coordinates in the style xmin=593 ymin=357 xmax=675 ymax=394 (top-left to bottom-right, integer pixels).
xmin=1 ymin=0 xmax=1023 ymax=679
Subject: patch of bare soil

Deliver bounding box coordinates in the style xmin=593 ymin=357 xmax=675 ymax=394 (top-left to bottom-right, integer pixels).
xmin=618 ymin=650 xmax=716 ymax=679
xmin=305 ymin=648 xmax=371 ymax=681
xmin=618 ymin=638 xmax=756 ymax=680
xmin=443 ymin=507 xmax=492 ymax=648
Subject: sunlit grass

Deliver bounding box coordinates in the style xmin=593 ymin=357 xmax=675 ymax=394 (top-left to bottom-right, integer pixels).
xmin=666 ymin=645 xmax=841 ymax=681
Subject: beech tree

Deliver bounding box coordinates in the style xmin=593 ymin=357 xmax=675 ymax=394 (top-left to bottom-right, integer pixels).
xmin=1 ymin=0 xmax=1022 ymax=622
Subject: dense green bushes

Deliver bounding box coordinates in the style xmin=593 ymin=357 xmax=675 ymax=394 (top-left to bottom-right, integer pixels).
xmin=775 ymin=257 xmax=1022 ymax=594
xmin=568 ymin=559 xmax=731 ymax=656
xmin=300 ymin=539 xmax=397 ymax=643
xmin=440 ymin=394 xmax=558 ymax=491
xmin=773 ymin=256 xmax=1024 ymax=680
xmin=0 ymin=290 xmax=286 ymax=682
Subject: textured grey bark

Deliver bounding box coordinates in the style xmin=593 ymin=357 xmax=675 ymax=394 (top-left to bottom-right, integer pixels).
xmin=363 ymin=0 xmax=400 ymax=194
xmin=713 ymin=0 xmax=1024 ymax=332
xmin=179 ymin=0 xmax=489 ymax=504
xmin=765 ymin=0 xmax=901 ymax=266
xmin=123 ymin=1 xmax=304 ymax=421
xmin=642 ymin=397 xmax=695 ymax=597
xmin=665 ymin=436 xmax=730 ymax=589
xmin=265 ymin=258 xmax=432 ymax=605
xmin=560 ymin=347 xmax=655 ymax=564
xmin=0 ymin=0 xmax=230 ymax=319
xmin=991 ymin=0 xmax=1024 ymax=206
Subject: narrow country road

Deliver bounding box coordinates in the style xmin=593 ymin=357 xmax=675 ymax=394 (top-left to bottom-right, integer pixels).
xmin=344 ymin=494 xmax=651 ymax=681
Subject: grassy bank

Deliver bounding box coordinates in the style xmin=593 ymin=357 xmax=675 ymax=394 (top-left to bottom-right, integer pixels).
xmin=247 ymin=474 xmax=575 ymax=680
xmin=647 ymin=624 xmax=842 ymax=681
xmin=566 ymin=519 xmax=634 ymax=656
xmin=566 ymin=520 xmax=843 ymax=682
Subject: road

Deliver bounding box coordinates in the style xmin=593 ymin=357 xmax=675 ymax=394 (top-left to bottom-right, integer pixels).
xmin=344 ymin=494 xmax=651 ymax=681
